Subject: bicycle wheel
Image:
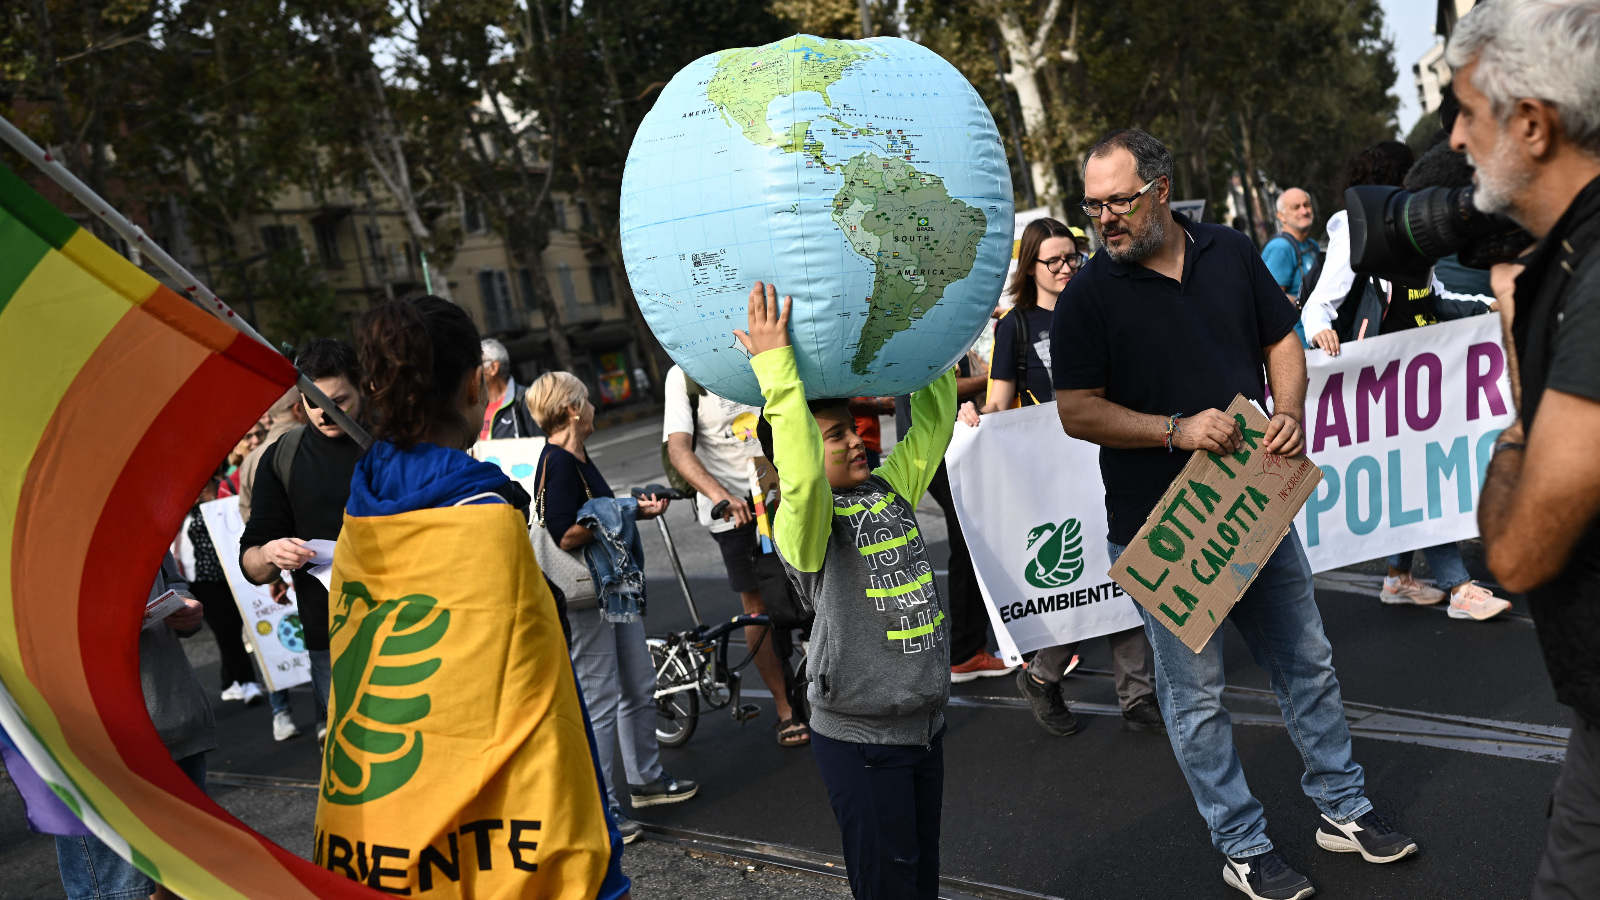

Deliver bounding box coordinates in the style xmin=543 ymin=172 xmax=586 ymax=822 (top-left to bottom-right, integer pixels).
xmin=648 ymin=637 xmax=699 ymax=747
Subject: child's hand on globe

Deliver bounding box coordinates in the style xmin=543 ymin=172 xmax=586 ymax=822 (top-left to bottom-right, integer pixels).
xmin=734 ymin=281 xmax=793 ymax=357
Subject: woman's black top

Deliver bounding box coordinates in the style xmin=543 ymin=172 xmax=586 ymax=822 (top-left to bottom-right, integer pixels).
xmin=537 ymin=443 xmax=614 ymax=544
xmin=991 ymin=305 xmax=1056 ymax=406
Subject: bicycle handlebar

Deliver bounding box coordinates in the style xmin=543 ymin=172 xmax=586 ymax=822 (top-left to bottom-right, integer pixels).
xmin=691 ymin=613 xmax=769 ymax=643
xmin=631 ymin=484 xmax=685 ymax=501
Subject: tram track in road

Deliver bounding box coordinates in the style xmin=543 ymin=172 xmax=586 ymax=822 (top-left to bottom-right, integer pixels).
xmin=635 ymin=824 xmax=1064 ymax=900
xmin=739 ymin=676 xmax=1570 ymax=763
xmin=201 ymin=774 xmax=1063 ymax=900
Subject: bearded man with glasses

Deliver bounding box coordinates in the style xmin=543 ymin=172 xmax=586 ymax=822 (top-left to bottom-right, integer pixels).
xmin=1051 ymin=129 xmax=1417 ymax=900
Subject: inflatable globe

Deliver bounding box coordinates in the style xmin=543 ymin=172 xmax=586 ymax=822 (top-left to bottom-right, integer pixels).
xmin=621 ymin=35 xmax=1014 ymax=406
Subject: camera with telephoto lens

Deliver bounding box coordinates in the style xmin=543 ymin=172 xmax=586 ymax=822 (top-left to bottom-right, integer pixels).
xmin=1346 ymin=183 xmax=1534 ymax=287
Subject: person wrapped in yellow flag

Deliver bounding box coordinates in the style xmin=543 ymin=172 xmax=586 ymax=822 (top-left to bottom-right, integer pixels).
xmin=315 ymin=294 xmax=630 ymax=899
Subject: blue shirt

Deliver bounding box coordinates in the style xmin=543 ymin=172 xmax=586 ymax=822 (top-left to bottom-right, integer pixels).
xmin=1261 ymin=232 xmax=1319 ymax=297
xmin=1051 ymin=213 xmax=1300 ymax=545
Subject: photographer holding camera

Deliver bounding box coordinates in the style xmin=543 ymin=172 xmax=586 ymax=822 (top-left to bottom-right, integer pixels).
xmin=1451 ymin=1 xmax=1600 ymax=896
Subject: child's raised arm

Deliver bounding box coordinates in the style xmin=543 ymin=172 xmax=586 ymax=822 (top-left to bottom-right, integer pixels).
xmin=738 ymin=283 xmax=832 ymax=573
xmin=876 ymin=366 xmax=957 ymax=507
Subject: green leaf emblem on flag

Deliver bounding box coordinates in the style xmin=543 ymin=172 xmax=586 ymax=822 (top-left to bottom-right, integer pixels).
xmin=1023 ymin=519 xmax=1085 ymax=589
xmin=321 ymin=581 xmax=448 ymax=806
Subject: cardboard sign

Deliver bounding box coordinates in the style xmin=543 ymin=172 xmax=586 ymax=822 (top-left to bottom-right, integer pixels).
xmin=1109 ymin=395 xmax=1323 ymax=653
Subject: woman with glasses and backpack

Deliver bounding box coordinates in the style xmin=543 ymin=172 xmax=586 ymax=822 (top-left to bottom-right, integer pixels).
xmin=958 ymin=216 xmax=1165 ymax=738
xmin=966 ymin=217 xmax=1081 ymax=414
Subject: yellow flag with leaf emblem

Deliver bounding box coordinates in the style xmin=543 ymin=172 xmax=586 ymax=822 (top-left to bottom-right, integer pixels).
xmin=314 ymin=503 xmax=614 ymax=899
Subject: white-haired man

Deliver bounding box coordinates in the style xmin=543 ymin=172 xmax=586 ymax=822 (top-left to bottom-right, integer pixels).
xmin=479 ymin=338 xmax=543 ymax=440
xmin=1454 ymin=2 xmax=1600 ymax=896
xmin=1261 ymin=188 xmax=1318 ymax=303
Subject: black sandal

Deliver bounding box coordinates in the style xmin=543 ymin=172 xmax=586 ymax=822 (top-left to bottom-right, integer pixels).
xmin=775 ymin=718 xmax=811 ymax=747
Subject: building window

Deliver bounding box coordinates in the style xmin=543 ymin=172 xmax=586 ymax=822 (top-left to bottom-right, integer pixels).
xmin=365 ymin=225 xmax=387 ymax=276
xmin=211 ymin=226 xmax=237 ymax=256
xmin=577 ymin=199 xmax=593 ymax=230
xmin=261 ymin=224 xmax=299 ymax=254
xmin=550 ymin=199 xmax=567 ymax=232
xmin=313 ymin=220 xmax=342 ymax=267
xmin=588 ymin=264 xmax=615 ymax=306
xmin=463 ymin=195 xmax=485 ymax=233
xmin=478 ymin=269 xmax=516 ymax=333
xmin=556 ymin=262 xmax=579 ymax=317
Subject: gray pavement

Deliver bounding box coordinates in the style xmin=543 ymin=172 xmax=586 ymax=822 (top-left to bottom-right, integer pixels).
xmin=0 ymin=414 xmax=1571 ymax=898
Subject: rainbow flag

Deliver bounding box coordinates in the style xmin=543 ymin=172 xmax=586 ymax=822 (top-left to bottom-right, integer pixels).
xmin=0 ymin=162 xmax=367 ymax=897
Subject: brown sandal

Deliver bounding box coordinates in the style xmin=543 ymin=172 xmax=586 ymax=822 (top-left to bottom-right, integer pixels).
xmin=775 ymin=718 xmax=811 ymax=747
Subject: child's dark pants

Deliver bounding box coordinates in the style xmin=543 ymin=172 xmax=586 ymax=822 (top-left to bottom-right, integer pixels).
xmin=810 ymin=726 xmax=945 ymax=900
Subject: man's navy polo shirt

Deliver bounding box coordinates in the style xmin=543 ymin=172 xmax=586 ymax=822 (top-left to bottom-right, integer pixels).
xmin=1052 ymin=212 xmax=1300 ymax=545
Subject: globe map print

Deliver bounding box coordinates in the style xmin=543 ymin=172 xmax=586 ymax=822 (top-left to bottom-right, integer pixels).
xmin=621 ymin=35 xmax=1014 ymax=406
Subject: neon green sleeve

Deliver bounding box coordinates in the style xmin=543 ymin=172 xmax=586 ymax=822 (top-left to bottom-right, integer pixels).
xmin=876 ymin=367 xmax=957 ymax=507
xmin=750 ymin=347 xmax=832 ymax=573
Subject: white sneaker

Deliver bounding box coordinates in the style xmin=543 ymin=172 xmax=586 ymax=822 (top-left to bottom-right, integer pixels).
xmin=1379 ymin=575 xmax=1445 ymax=605
xmin=1449 ymin=583 xmax=1512 ymax=621
xmin=240 ymin=682 xmax=264 ymax=706
xmin=219 ymin=682 xmax=245 ymax=702
xmin=272 ymin=711 xmax=301 ymax=742
xmin=316 ymin=722 xmax=328 ymax=745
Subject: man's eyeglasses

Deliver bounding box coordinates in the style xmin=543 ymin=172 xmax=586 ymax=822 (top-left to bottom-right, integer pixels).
xmin=1080 ymin=179 xmax=1158 ymax=217
xmin=1037 ymin=253 xmax=1086 ymax=274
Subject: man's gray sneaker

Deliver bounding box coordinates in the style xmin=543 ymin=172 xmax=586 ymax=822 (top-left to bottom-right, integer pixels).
xmin=1223 ymin=849 xmax=1314 ymax=900
xmin=1017 ymin=669 xmax=1078 ymax=736
xmin=1315 ymin=811 xmax=1418 ymax=863
xmin=630 ymin=773 xmax=698 ymax=807
xmin=611 ymin=809 xmax=642 ymax=844
xmin=1121 ymin=695 xmax=1166 ymax=732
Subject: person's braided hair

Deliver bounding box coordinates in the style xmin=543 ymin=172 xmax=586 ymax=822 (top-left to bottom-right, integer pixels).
xmin=355 ymin=295 xmax=483 ymax=449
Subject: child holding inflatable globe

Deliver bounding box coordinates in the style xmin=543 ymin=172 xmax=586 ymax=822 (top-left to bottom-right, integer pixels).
xmin=739 ymin=281 xmax=956 ymax=900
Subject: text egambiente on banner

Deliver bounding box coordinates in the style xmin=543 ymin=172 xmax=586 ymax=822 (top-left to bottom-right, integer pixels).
xmin=946 ymin=403 xmax=1144 ymax=663
xmin=1294 ymin=314 xmax=1515 ymax=572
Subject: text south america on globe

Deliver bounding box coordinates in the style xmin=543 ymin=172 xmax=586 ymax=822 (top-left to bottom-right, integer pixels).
xmin=619 ymin=34 xmax=1013 ymax=407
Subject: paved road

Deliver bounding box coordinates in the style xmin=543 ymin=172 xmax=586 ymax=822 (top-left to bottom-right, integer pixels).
xmin=0 ymin=418 xmax=1569 ymax=898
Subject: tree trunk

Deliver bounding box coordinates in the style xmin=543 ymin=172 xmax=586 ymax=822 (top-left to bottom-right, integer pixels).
xmin=358 ymin=72 xmax=454 ymax=302
xmin=986 ymin=0 xmax=1065 ymax=215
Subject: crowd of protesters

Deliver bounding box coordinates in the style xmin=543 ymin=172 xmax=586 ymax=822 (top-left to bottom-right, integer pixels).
xmin=46 ymin=2 xmax=1600 ymax=900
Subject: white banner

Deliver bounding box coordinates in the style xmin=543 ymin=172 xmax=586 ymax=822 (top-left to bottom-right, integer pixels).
xmin=199 ymin=496 xmax=311 ymax=692
xmin=946 ymin=403 xmax=1145 ymax=666
xmin=1294 ymin=315 xmax=1515 ymax=572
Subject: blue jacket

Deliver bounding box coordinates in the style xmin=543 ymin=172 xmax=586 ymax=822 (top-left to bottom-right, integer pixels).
xmin=577 ymin=496 xmax=646 ymax=623
xmin=347 ymin=440 xmax=513 ymax=516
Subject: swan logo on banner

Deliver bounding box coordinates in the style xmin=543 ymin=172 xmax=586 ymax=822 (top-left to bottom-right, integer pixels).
xmin=1023 ymin=518 xmax=1085 ymax=589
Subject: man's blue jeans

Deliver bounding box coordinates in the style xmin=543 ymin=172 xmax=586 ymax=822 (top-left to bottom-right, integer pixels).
xmin=1387 ymin=543 xmax=1471 ymax=591
xmin=1115 ymin=525 xmax=1370 ymax=858
xmin=56 ymin=753 xmax=206 ymax=899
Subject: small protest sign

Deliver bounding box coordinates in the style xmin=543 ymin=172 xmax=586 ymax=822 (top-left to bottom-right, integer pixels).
xmin=1109 ymin=395 xmax=1322 ymax=653
xmin=473 ymin=437 xmax=548 ymax=494
xmin=199 ymin=497 xmax=312 ymax=691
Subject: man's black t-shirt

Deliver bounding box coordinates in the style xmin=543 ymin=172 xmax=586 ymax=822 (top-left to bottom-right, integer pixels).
xmin=537 ymin=443 xmax=615 ymax=544
xmin=1380 ymin=282 xmax=1440 ymax=335
xmin=238 ymin=426 xmax=365 ymax=651
xmin=1052 ymin=213 xmax=1300 ymax=545
xmin=991 ymin=305 xmax=1055 ymax=406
